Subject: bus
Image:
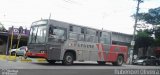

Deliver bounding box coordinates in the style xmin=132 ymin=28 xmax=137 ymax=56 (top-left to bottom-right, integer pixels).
xmin=26 ymin=19 xmax=128 ymax=66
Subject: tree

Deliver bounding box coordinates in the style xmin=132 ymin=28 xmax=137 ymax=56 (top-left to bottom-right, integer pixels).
xmin=154 ymin=27 xmax=160 ymax=46
xmin=135 ymin=7 xmax=160 ymax=46
xmin=134 ymin=30 xmax=154 ymax=56
xmin=137 ymin=7 xmax=160 ymax=26
xmin=0 ymin=22 xmax=7 ymax=32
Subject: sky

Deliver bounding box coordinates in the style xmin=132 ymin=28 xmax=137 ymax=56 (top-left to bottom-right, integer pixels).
xmin=0 ymin=0 xmax=160 ymax=34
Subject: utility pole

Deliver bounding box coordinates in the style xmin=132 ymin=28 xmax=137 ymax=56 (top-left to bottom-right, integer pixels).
xmin=133 ymin=0 xmax=143 ymax=42
xmin=130 ymin=0 xmax=143 ymax=64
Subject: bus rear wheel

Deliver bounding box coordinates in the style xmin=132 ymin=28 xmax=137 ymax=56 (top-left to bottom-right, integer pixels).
xmin=112 ymin=55 xmax=123 ymax=66
xmin=62 ymin=52 xmax=74 ymax=65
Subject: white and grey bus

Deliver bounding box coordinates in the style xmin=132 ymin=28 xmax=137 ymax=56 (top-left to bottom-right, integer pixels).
xmin=26 ymin=19 xmax=128 ymax=66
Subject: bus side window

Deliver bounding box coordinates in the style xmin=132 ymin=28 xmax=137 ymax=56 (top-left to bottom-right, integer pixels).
xmin=100 ymin=32 xmax=111 ymax=44
xmin=49 ymin=26 xmax=53 ymax=37
xmin=49 ymin=26 xmax=53 ymax=35
xmin=69 ymin=26 xmax=73 ymax=31
xmin=85 ymin=29 xmax=98 ymax=43
xmin=69 ymin=32 xmax=78 ymax=40
xmin=81 ymin=28 xmax=84 ymax=34
xmin=49 ymin=26 xmax=56 ymax=37
xmin=78 ymin=34 xmax=84 ymax=41
xmin=69 ymin=26 xmax=81 ymax=40
xmin=96 ymin=31 xmax=99 ymax=36
xmin=79 ymin=28 xmax=85 ymax=41
xmin=100 ymin=32 xmax=102 ymax=37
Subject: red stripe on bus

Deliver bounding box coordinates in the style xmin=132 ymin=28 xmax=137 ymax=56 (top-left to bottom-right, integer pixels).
xmin=101 ymin=44 xmax=107 ymax=61
xmin=96 ymin=44 xmax=101 ymax=61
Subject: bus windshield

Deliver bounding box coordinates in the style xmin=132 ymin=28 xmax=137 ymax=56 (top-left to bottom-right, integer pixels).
xmin=29 ymin=25 xmax=47 ymax=44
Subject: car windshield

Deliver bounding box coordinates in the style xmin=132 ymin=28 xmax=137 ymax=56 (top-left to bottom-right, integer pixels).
xmin=20 ymin=46 xmax=27 ymax=50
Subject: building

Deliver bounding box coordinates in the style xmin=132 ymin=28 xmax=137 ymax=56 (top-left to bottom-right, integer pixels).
xmin=0 ymin=23 xmax=29 ymax=55
xmin=111 ymin=31 xmax=132 ymax=46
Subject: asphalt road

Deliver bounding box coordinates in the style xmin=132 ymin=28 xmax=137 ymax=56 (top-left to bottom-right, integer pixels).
xmin=0 ymin=60 xmax=160 ymax=75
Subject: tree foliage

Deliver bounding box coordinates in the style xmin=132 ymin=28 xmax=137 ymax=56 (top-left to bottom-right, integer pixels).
xmin=134 ymin=30 xmax=154 ymax=56
xmin=135 ymin=7 xmax=160 ymax=46
xmin=135 ymin=30 xmax=154 ymax=48
xmin=133 ymin=7 xmax=160 ymax=56
xmin=137 ymin=7 xmax=160 ymax=25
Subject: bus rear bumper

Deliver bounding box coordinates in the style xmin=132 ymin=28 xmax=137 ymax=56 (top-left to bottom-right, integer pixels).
xmin=26 ymin=52 xmax=47 ymax=58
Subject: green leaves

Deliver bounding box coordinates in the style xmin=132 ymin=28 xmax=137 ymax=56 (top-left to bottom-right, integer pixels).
xmin=133 ymin=7 xmax=160 ymax=47
xmin=133 ymin=6 xmax=160 ymax=55
xmin=138 ymin=7 xmax=160 ymax=25
xmin=135 ymin=30 xmax=154 ymax=48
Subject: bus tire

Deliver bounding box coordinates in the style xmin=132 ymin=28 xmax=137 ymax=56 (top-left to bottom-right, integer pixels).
xmin=112 ymin=55 xmax=123 ymax=66
xmin=97 ymin=61 xmax=106 ymax=65
xmin=47 ymin=60 xmax=56 ymax=64
xmin=62 ymin=52 xmax=74 ymax=65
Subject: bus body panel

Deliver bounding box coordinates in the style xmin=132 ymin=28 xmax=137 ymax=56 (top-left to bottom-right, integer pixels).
xmin=46 ymin=43 xmax=62 ymax=60
xmin=107 ymin=45 xmax=128 ymax=62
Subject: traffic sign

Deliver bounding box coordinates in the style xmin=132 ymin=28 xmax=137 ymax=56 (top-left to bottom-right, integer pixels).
xmin=131 ymin=41 xmax=135 ymax=46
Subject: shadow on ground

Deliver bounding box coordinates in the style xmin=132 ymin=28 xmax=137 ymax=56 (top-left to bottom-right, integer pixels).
xmin=32 ymin=62 xmax=125 ymax=67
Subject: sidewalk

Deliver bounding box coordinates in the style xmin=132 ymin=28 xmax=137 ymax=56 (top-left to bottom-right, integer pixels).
xmin=0 ymin=55 xmax=46 ymax=63
xmin=0 ymin=55 xmax=132 ymax=65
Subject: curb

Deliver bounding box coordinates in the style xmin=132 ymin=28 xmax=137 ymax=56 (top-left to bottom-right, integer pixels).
xmin=0 ymin=55 xmax=16 ymax=61
xmin=0 ymin=55 xmax=46 ymax=63
xmin=0 ymin=55 xmax=7 ymax=60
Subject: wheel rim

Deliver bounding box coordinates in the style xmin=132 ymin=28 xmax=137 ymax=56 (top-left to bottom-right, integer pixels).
xmin=143 ymin=62 xmax=146 ymax=66
xmin=118 ymin=56 xmax=123 ymax=65
xmin=66 ymin=55 xmax=72 ymax=63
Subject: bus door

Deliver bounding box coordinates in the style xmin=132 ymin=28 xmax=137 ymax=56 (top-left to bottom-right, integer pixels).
xmin=47 ymin=26 xmax=67 ymax=60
